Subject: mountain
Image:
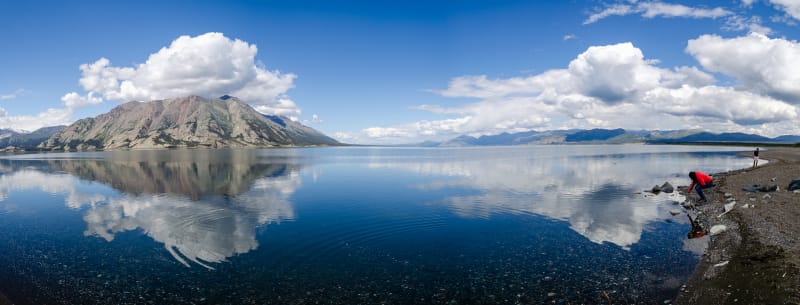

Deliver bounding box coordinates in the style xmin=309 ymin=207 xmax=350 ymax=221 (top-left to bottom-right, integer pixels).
xmin=428 ymin=128 xmax=800 ymax=147
xmin=40 ymin=95 xmax=339 ymax=150
xmin=436 ymin=130 xmax=574 ymax=147
xmin=0 ymin=126 xmax=66 ymax=149
xmin=648 ymin=132 xmax=773 ymax=143
xmin=772 ymin=135 xmax=800 ymax=143
xmin=565 ymin=128 xmax=626 ymax=142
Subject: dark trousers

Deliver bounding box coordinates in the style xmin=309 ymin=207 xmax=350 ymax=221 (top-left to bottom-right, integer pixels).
xmin=695 ymin=181 xmax=713 ymax=201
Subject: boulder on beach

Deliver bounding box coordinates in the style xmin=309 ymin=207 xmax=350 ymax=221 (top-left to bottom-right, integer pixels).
xmin=710 ymin=225 xmax=727 ymax=236
xmin=742 ymin=184 xmax=778 ymax=192
xmin=789 ymin=178 xmax=800 ymax=191
xmin=651 ymin=185 xmax=661 ymax=193
xmin=661 ymin=182 xmax=674 ymax=193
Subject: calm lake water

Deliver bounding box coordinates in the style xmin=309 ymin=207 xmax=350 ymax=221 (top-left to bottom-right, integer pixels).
xmin=0 ymin=145 xmax=752 ymax=304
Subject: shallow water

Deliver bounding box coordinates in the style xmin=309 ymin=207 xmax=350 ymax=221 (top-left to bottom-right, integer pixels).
xmin=0 ymin=145 xmax=751 ymax=304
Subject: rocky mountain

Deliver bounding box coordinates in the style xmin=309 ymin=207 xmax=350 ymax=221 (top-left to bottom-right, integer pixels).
xmin=0 ymin=126 xmax=66 ymax=149
xmin=40 ymin=95 xmax=339 ymax=150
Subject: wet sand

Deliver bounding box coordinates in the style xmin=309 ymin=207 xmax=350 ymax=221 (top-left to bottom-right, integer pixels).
xmin=675 ymin=148 xmax=800 ymax=304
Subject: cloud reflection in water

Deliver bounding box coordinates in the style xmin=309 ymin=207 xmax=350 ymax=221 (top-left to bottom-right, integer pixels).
xmin=368 ymin=147 xmax=744 ymax=249
xmin=0 ymin=156 xmax=300 ymax=269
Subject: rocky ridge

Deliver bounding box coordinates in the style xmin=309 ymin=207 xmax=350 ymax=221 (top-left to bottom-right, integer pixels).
xmin=39 ymin=95 xmax=338 ymax=150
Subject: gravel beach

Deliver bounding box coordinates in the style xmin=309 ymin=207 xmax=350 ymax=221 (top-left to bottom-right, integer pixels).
xmin=675 ymin=148 xmax=800 ymax=304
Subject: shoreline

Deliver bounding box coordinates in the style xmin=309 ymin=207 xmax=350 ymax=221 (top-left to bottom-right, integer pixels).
xmin=675 ymin=148 xmax=800 ymax=304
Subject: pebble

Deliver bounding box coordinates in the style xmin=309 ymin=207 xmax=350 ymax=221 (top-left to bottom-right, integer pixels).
xmin=713 ymin=260 xmax=729 ymax=268
xmin=726 ymin=197 xmax=736 ymax=202
xmin=794 ymin=190 xmax=800 ymax=194
xmin=547 ymin=292 xmax=556 ymax=297
xmin=724 ymin=192 xmax=733 ymax=198
xmin=669 ymin=209 xmax=681 ymax=216
xmin=749 ymin=198 xmax=756 ymax=202
xmin=710 ymin=225 xmax=727 ymax=236
xmin=762 ymin=194 xmax=771 ymax=200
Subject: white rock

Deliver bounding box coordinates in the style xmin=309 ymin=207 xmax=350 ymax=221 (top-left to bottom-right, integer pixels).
xmin=794 ymin=190 xmax=800 ymax=194
xmin=714 ymin=260 xmax=729 ymax=268
xmin=710 ymin=225 xmax=727 ymax=236
xmin=724 ymin=192 xmax=734 ymax=198
xmin=724 ymin=202 xmax=736 ymax=212
xmin=670 ymin=209 xmax=681 ymax=216
xmin=762 ymin=194 xmax=771 ymax=200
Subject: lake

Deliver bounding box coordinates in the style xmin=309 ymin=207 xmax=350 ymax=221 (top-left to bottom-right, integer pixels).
xmin=0 ymin=145 xmax=752 ymax=304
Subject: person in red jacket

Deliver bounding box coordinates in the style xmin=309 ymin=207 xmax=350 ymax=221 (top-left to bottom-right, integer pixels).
xmin=687 ymin=171 xmax=713 ymax=203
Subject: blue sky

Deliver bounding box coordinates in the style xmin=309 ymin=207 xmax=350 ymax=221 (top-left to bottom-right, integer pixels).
xmin=1 ymin=0 xmax=799 ymax=144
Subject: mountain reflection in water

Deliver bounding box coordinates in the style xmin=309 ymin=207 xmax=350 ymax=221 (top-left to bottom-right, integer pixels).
xmin=0 ymin=146 xmax=754 ymax=304
xmin=0 ymin=150 xmax=299 ymax=269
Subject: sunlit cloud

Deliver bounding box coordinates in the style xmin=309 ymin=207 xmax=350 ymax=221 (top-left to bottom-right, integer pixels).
xmin=76 ymin=32 xmax=299 ymax=117
xmin=1 ymin=32 xmax=301 ymax=132
xmin=348 ymin=34 xmax=800 ymax=144
xmin=687 ymin=33 xmax=800 ymax=103
xmin=767 ymin=0 xmax=800 ymax=20
xmin=584 ymin=1 xmax=731 ymax=25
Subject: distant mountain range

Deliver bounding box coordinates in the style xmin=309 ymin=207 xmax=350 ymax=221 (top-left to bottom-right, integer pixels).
xmin=424 ymin=128 xmax=800 ymax=147
xmin=2 ymin=97 xmax=798 ymax=151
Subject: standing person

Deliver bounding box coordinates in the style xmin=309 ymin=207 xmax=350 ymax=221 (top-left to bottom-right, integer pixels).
xmin=753 ymin=147 xmax=760 ymax=168
xmin=687 ymin=171 xmax=713 ymax=203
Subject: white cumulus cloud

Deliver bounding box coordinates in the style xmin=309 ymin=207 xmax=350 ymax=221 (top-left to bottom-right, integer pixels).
xmin=348 ymin=37 xmax=800 ymax=144
xmin=61 ymin=92 xmax=103 ymax=108
xmin=643 ymin=85 xmax=798 ymax=125
xmin=687 ymin=33 xmax=800 ymax=103
xmin=0 ymin=107 xmax=73 ymax=132
xmin=78 ymin=32 xmax=299 ymax=117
